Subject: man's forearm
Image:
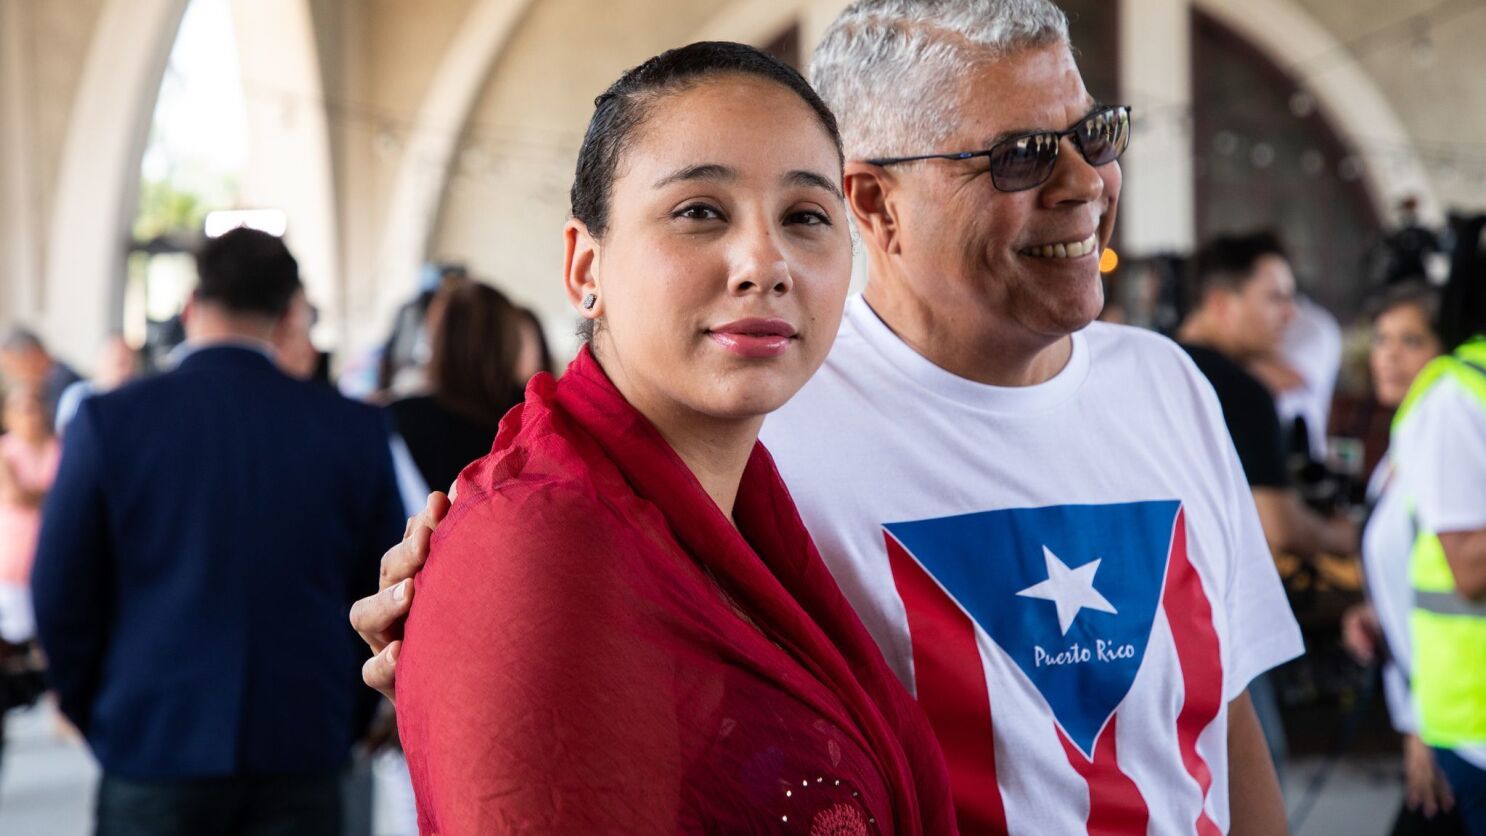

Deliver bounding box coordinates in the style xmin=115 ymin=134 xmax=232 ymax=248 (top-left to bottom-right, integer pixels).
xmin=1252 ymin=488 xmax=1356 ymax=558
xmin=1228 ymin=690 xmax=1288 ymax=835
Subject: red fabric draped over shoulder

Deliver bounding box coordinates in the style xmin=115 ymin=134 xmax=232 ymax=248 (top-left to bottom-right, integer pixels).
xmin=397 ymin=347 xmax=954 ymax=835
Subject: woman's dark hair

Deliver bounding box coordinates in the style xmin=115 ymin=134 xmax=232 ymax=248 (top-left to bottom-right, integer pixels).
xmin=571 ymin=41 xmax=842 ymax=239
xmin=1365 ymin=280 xmax=1441 ymax=330
xmin=428 ymin=282 xmax=526 ymax=429
xmin=570 ymin=42 xmax=843 ymax=342
xmin=515 ymin=306 xmax=554 ymax=377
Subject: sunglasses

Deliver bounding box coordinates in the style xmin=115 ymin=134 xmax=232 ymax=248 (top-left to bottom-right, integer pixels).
xmin=866 ymin=105 xmax=1132 ymax=192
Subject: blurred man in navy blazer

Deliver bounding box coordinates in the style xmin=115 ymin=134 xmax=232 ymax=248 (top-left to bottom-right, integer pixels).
xmin=32 ymin=228 xmax=405 ymax=835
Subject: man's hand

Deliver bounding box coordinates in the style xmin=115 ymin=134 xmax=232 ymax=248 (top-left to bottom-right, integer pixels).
xmin=350 ymin=491 xmax=450 ymax=700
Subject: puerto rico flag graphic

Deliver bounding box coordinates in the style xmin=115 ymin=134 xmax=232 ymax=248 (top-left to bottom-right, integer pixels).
xmin=883 ymin=500 xmax=1224 ymax=835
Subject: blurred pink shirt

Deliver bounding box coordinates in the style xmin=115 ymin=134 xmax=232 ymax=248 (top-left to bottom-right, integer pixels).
xmin=0 ymin=433 xmax=61 ymax=584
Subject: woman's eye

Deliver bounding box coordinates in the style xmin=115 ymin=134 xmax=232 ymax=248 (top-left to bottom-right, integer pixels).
xmin=675 ymin=204 xmax=722 ymax=221
xmin=787 ymin=210 xmax=831 ymax=226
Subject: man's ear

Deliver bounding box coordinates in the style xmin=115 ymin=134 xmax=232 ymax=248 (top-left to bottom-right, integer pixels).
xmin=563 ymin=219 xmax=603 ymax=320
xmin=844 ymin=161 xmax=903 ymax=256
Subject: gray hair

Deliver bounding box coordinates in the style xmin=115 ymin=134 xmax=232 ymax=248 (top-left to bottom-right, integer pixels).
xmin=809 ymin=0 xmax=1070 ymax=161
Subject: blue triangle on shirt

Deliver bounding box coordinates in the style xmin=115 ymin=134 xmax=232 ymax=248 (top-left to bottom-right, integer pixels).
xmin=885 ymin=500 xmax=1180 ymax=758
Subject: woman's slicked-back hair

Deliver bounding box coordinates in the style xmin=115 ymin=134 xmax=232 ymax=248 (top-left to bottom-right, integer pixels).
xmin=569 ymin=40 xmax=842 ymax=241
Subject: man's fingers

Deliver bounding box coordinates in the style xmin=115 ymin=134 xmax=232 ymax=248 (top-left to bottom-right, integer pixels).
xmin=362 ymin=640 xmax=400 ymax=701
xmin=351 ymin=579 xmax=414 ymax=650
xmin=379 ymin=524 xmax=434 ymax=591
xmin=425 ymin=490 xmax=451 ymax=523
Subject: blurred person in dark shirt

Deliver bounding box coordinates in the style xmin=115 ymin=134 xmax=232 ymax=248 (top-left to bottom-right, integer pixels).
xmin=386 ymin=282 xmax=549 ymax=495
xmin=1178 ymin=232 xmax=1358 ymax=560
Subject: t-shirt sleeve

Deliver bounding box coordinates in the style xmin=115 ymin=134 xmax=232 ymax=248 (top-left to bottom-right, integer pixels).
xmin=1397 ymin=377 xmax=1486 ymax=534
xmin=1186 ymin=362 xmax=1304 ymax=701
xmin=396 ymin=485 xmax=684 ymax=835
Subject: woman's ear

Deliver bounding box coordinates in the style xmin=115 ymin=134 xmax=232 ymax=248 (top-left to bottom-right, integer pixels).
xmin=844 ymin=161 xmax=903 ymax=256
xmin=563 ymin=219 xmax=603 ymax=319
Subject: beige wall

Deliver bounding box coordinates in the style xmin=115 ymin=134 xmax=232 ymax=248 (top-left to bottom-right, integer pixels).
xmin=1292 ymin=0 xmax=1486 ymax=215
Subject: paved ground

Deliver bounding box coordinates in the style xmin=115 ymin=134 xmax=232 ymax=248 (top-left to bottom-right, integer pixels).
xmin=1 ymin=701 xmax=1407 ymax=835
xmin=0 ymin=703 xmax=414 ymax=835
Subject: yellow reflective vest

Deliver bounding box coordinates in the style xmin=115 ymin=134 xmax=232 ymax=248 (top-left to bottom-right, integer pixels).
xmin=1393 ymin=336 xmax=1486 ymax=748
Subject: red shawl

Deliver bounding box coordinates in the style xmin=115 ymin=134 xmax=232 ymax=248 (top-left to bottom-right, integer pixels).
xmin=398 ymin=347 xmax=954 ymax=834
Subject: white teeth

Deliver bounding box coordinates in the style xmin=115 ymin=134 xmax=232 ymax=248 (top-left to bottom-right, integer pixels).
xmin=1025 ymin=233 xmax=1098 ymax=259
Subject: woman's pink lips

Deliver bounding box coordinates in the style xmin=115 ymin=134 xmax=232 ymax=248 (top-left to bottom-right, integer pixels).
xmin=708 ymin=318 xmax=797 ymax=359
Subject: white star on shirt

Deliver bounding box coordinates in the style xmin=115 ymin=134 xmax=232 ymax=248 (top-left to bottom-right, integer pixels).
xmin=1016 ymin=546 xmax=1119 ymax=635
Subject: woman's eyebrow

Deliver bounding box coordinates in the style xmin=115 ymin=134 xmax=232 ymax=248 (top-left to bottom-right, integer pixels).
xmin=786 ymin=170 xmax=843 ymax=200
xmin=653 ymin=163 xmax=735 ymax=189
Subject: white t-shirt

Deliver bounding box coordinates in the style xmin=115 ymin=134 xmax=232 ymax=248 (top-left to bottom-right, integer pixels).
xmin=761 ymin=296 xmax=1303 ymax=835
xmin=1391 ymin=372 xmax=1486 ymax=768
xmin=1394 ymin=375 xmax=1486 ymax=536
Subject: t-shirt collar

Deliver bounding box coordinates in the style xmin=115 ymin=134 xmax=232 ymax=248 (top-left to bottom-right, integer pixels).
xmin=844 ymin=294 xmax=1090 ymax=413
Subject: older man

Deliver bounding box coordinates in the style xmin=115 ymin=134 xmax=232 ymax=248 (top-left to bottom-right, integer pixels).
xmin=353 ymin=2 xmax=1298 ymax=833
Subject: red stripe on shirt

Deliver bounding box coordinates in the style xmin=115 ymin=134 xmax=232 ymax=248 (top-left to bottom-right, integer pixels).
xmin=885 ymin=531 xmax=1008 ymax=835
xmin=1057 ymin=714 xmax=1151 ymax=834
xmin=1162 ymin=507 xmax=1224 ymax=836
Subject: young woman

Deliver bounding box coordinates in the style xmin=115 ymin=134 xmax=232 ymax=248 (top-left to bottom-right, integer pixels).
xmin=1341 ymin=283 xmax=1463 ymax=833
xmin=394 ymin=43 xmax=954 ymax=834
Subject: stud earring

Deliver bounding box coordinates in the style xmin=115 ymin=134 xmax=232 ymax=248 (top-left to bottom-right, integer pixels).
xmin=582 ymin=293 xmax=597 ymax=311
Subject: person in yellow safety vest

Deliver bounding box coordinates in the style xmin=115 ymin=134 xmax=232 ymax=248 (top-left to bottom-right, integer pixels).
xmin=1342 ymin=284 xmax=1462 ymax=830
xmin=1393 ymin=332 xmax=1486 ymax=836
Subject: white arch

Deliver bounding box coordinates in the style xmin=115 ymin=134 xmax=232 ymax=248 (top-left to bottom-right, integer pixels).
xmin=1192 ymin=0 xmax=1439 ymax=223
xmin=371 ymin=0 xmax=538 ymax=343
xmin=42 ymin=0 xmax=190 ymax=366
xmin=231 ymin=0 xmax=341 ymax=345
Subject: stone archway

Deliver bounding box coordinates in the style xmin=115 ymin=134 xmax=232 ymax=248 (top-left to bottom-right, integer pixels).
xmin=371 ymin=0 xmax=539 ymax=338
xmin=230 ymin=0 xmax=342 ymax=346
xmin=1191 ymin=0 xmax=1438 ymax=223
xmin=42 ymin=0 xmax=190 ymax=366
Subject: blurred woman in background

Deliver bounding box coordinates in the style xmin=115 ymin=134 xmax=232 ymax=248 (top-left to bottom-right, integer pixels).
xmin=386 ymin=282 xmax=548 ymax=495
xmin=0 ymin=384 xmax=62 ymax=772
xmin=1341 ymin=282 xmax=1463 ymax=834
xmin=0 ymin=384 xmax=62 ymax=646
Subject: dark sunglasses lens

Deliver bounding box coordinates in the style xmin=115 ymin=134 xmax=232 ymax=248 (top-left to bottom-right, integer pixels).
xmin=1078 ymin=107 xmax=1130 ymax=167
xmin=989 ymin=132 xmax=1059 ymax=191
